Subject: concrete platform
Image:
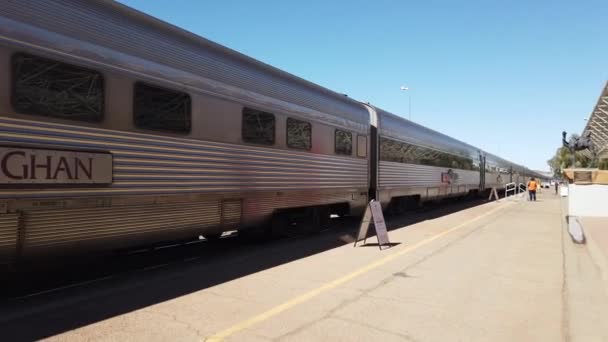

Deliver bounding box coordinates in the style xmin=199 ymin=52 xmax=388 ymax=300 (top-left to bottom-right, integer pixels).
xmin=2 ymin=191 xmax=608 ymax=341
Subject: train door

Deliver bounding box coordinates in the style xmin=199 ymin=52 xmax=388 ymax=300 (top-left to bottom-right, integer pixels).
xmin=366 ymin=105 xmax=378 ymax=201
xmin=479 ymin=154 xmax=486 ymax=191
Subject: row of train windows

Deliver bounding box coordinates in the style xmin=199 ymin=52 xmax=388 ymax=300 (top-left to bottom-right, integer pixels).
xmin=242 ymin=108 xmax=355 ymax=155
xmin=10 ymin=53 xmax=358 ymax=156
xmin=11 ymin=53 xmax=188 ymax=129
xmin=490 ymin=168 xmax=511 ymax=173
xmin=380 ymin=138 xmax=479 ymax=171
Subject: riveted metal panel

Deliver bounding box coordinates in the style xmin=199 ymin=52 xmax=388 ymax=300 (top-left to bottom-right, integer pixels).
xmin=379 ymin=161 xmax=480 ymax=189
xmin=0 ymin=117 xmax=369 ymax=199
xmin=221 ymin=200 xmax=242 ymax=227
xmin=20 ymin=200 xmax=221 ymax=254
xmin=0 ymin=213 xmax=18 ymax=263
xmin=0 ymin=116 xmax=368 ymax=257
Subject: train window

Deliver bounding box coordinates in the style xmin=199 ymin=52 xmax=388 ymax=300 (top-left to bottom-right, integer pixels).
xmin=335 ymin=130 xmax=352 ymax=155
xmin=286 ymin=118 xmax=311 ymax=150
xmin=380 ymin=138 xmax=414 ymax=163
xmin=134 ymin=82 xmax=191 ymax=133
xmin=11 ymin=53 xmax=104 ymax=122
xmin=380 ymin=138 xmax=476 ymax=170
xmin=242 ymin=107 xmax=275 ymax=145
xmin=485 ymin=163 xmax=499 ymax=172
xmin=472 ymin=161 xmax=481 ymax=171
xmin=357 ymin=135 xmax=367 ymax=158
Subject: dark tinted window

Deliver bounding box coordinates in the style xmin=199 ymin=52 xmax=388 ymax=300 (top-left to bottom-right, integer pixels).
xmin=134 ymin=83 xmax=191 ymax=133
xmin=242 ymin=108 xmax=275 ymax=145
xmin=380 ymin=138 xmax=477 ymax=170
xmin=11 ymin=53 xmax=104 ymax=121
xmin=335 ymin=130 xmax=352 ymax=155
xmin=485 ymin=162 xmax=499 ymax=172
xmin=286 ymin=118 xmax=312 ymax=150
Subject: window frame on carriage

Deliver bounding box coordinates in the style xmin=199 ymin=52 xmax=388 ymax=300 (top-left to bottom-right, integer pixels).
xmin=133 ymin=81 xmax=192 ymax=134
xmin=286 ymin=117 xmax=312 ymax=151
xmin=379 ymin=137 xmax=477 ymax=170
xmin=241 ymin=107 xmax=276 ymax=146
xmin=10 ymin=52 xmax=105 ymax=122
xmin=334 ymin=129 xmax=353 ymax=156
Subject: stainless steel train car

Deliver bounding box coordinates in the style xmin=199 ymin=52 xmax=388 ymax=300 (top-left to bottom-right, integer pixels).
xmin=364 ymin=106 xmax=538 ymax=212
xmin=0 ymin=0 xmax=543 ymax=264
xmin=0 ymin=0 xmax=371 ymax=263
xmin=484 ymin=153 xmax=516 ymax=189
xmin=369 ymin=106 xmax=484 ymax=212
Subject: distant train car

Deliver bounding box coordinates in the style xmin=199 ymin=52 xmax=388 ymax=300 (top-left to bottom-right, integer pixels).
xmin=484 ymin=153 xmax=514 ymax=190
xmin=0 ymin=0 xmax=371 ymax=263
xmin=368 ymin=106 xmax=484 ymax=212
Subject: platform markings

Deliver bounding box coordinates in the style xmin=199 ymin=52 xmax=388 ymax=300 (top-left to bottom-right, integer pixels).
xmin=205 ymin=201 xmax=513 ymax=342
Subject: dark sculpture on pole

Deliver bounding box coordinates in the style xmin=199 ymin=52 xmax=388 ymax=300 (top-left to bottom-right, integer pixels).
xmin=562 ymin=131 xmax=596 ymax=168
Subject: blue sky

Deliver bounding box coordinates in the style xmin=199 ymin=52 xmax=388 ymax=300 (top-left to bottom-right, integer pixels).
xmin=118 ymin=0 xmax=607 ymax=171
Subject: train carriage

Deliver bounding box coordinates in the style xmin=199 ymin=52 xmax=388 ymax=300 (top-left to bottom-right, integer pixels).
xmin=369 ymin=106 xmax=484 ymax=212
xmin=0 ymin=0 xmax=371 ymax=263
xmin=484 ymin=153 xmax=515 ymax=190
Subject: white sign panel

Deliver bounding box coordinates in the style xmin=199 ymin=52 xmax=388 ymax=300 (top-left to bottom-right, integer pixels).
xmin=369 ymin=201 xmax=390 ymax=246
xmin=356 ymin=204 xmax=373 ymax=242
xmin=0 ymin=147 xmax=112 ymax=184
xmin=354 ymin=200 xmax=391 ymax=248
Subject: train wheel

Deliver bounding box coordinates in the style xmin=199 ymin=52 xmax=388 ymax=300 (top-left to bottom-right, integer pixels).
xmin=270 ymin=213 xmax=288 ymax=237
xmin=301 ymin=206 xmax=328 ymax=234
xmin=317 ymin=206 xmax=331 ymax=230
xmin=240 ymin=214 xmax=284 ymax=242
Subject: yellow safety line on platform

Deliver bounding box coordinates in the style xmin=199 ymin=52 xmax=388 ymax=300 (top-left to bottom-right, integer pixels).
xmin=205 ymin=201 xmax=513 ymax=342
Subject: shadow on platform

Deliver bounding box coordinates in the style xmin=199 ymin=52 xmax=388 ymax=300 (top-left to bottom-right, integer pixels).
xmin=0 ymin=197 xmax=490 ymax=340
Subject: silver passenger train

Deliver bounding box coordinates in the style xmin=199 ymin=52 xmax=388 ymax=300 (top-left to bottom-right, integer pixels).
xmin=0 ymin=0 xmax=541 ymax=264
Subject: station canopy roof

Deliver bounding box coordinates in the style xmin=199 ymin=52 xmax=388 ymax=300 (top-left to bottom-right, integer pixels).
xmin=582 ymin=81 xmax=608 ymax=157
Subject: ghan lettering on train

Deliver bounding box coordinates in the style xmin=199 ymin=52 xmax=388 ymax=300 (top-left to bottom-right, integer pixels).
xmin=1 ymin=152 xmax=92 ymax=180
xmin=0 ymin=148 xmax=112 ymax=184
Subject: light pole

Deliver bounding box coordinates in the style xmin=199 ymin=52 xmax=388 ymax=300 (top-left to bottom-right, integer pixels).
xmin=400 ymin=85 xmax=411 ymax=120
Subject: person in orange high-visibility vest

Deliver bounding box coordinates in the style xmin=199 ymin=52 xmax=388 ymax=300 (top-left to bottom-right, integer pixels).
xmin=527 ymin=177 xmax=538 ymax=201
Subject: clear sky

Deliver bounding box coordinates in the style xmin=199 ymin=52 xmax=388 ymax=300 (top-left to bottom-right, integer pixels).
xmin=118 ymin=0 xmax=607 ymax=171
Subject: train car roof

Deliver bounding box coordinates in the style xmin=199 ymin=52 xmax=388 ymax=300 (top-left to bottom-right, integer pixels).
xmin=374 ymin=107 xmax=526 ymax=169
xmin=0 ymin=0 xmax=369 ymax=131
xmin=374 ymin=107 xmax=482 ymax=159
xmin=483 ymin=152 xmax=516 ymax=169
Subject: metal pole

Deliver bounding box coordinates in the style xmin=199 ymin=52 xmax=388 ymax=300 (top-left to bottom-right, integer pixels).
xmin=408 ymin=93 xmax=411 ymax=121
xmin=400 ymin=85 xmax=411 ymax=121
